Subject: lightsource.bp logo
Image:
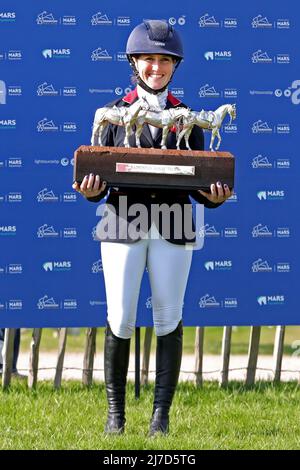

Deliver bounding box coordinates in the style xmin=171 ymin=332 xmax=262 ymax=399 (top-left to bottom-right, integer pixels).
xmin=275 ymin=80 xmax=300 ymax=104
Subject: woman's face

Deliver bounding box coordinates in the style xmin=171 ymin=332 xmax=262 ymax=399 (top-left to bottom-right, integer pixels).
xmin=133 ymin=54 xmax=175 ymax=90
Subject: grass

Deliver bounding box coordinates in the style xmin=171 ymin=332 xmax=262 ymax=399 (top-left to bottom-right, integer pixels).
xmin=20 ymin=326 xmax=300 ymax=356
xmin=0 ymin=381 xmax=300 ymax=450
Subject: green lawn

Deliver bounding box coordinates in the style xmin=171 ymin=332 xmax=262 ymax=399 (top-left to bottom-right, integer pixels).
xmin=0 ymin=381 xmax=299 ymax=450
xmin=20 ymin=326 xmax=300 ymax=356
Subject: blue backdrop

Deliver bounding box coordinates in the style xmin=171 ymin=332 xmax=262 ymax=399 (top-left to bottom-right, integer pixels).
xmin=0 ymin=0 xmax=299 ymax=327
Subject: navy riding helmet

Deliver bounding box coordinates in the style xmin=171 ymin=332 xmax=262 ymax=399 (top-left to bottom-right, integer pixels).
xmin=126 ymin=19 xmax=184 ymax=94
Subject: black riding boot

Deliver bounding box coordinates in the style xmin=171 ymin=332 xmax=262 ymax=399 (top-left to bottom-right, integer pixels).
xmin=149 ymin=321 xmax=183 ymax=436
xmin=104 ymin=323 xmax=130 ymax=434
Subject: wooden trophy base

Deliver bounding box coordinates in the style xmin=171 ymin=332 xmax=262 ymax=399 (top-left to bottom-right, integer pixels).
xmin=74 ymin=146 xmax=235 ymax=191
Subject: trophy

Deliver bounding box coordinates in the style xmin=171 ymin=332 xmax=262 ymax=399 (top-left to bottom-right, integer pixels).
xmin=74 ymin=99 xmax=235 ymax=192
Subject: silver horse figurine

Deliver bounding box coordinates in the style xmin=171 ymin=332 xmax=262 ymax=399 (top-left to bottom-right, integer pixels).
xmin=92 ymin=97 xmax=149 ymax=147
xmin=176 ymin=104 xmax=237 ymax=151
xmin=134 ymin=106 xmax=191 ymax=149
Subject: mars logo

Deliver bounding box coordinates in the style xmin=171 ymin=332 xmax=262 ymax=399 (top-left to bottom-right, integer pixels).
xmin=0 ymin=119 xmax=16 ymax=129
xmin=63 ymin=87 xmax=77 ymax=97
xmin=42 ymin=49 xmax=71 ymax=59
xmin=8 ymin=264 xmax=22 ymax=274
xmin=198 ymin=13 xmax=237 ymax=28
xmin=115 ymin=52 xmax=127 ymax=62
xmin=7 ymin=50 xmax=22 ymax=60
xmin=63 ymin=228 xmax=77 ymax=238
xmin=276 ymin=227 xmax=290 ymax=238
xmin=43 ymin=261 xmax=72 ymax=272
xmin=0 ymin=12 xmax=16 ymax=21
xmin=64 ymin=300 xmax=77 ymax=310
xmin=170 ymin=87 xmax=184 ymax=98
xmin=204 ymin=51 xmax=232 ymax=61
xmin=204 ymin=261 xmax=232 ymax=271
xmin=276 ymin=54 xmax=290 ymax=64
xmin=63 ymin=122 xmax=77 ymax=132
xmin=251 ymin=15 xmax=290 ymax=29
xmin=276 ymin=263 xmax=291 ymax=273
xmin=8 ymin=192 xmax=22 ymax=203
xmin=43 ymin=262 xmax=53 ymax=272
xmin=257 ymin=190 xmax=285 ymax=201
xmin=62 ymin=16 xmax=76 ymax=26
xmin=63 ymin=192 xmax=76 ymax=202
xmin=116 ymin=17 xmax=131 ymax=26
xmin=276 ymin=124 xmax=290 ymax=134
xmin=8 ymin=86 xmax=22 ymax=97
xmin=0 ymin=225 xmax=17 ymax=235
xmin=257 ymin=295 xmax=285 ymax=306
xmin=9 ymin=300 xmax=22 ymax=310
xmin=224 ymin=124 xmax=237 ymax=133
xmin=42 ymin=49 xmax=52 ymax=58
xmin=199 ymin=84 xmax=220 ymax=98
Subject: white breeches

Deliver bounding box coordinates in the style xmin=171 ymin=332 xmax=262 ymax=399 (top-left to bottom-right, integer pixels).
xmin=101 ymin=225 xmax=193 ymax=339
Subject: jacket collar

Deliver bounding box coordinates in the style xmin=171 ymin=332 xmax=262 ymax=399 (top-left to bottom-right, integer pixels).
xmin=122 ymin=87 xmax=182 ymax=107
xmin=122 ymin=88 xmax=138 ymax=104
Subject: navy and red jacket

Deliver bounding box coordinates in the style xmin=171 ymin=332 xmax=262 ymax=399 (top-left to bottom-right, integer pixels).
xmin=88 ymin=88 xmax=223 ymax=245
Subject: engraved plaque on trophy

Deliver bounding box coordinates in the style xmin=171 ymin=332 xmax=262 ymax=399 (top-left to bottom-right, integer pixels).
xmin=74 ymin=145 xmax=235 ymax=192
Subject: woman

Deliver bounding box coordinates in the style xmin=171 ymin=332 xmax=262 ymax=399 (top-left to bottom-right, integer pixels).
xmin=73 ymin=20 xmax=232 ymax=436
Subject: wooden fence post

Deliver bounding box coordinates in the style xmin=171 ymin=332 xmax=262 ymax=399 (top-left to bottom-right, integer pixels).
xmin=1 ymin=328 xmax=15 ymax=389
xmin=194 ymin=327 xmax=205 ymax=387
xmin=273 ymin=325 xmax=285 ymax=383
xmin=28 ymin=328 xmax=43 ymax=389
xmin=82 ymin=327 xmax=97 ymax=386
xmin=141 ymin=327 xmax=153 ymax=385
xmin=245 ymin=326 xmax=261 ymax=386
xmin=54 ymin=328 xmax=68 ymax=389
xmin=219 ymin=326 xmax=232 ymax=387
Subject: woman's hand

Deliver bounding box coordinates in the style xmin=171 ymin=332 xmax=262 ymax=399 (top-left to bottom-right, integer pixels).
xmin=72 ymin=173 xmax=107 ymax=198
xmin=198 ymin=181 xmax=233 ymax=204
